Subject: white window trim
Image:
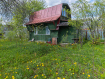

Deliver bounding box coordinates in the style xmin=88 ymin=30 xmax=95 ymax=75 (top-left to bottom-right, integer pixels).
xmin=34 ymin=26 xmax=50 ymax=35
xmin=46 ymin=26 xmax=50 ymax=35
xmin=34 ymin=27 xmax=38 ymax=35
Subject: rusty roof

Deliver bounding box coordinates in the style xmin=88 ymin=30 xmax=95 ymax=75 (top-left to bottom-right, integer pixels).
xmin=25 ymin=4 xmax=62 ymax=25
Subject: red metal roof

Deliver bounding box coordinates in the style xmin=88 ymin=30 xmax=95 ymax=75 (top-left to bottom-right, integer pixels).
xmin=26 ymin=4 xmax=62 ymax=25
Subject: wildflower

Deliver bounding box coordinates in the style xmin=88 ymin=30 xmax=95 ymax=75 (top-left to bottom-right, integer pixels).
xmin=83 ymin=72 xmax=84 ymax=74
xmin=73 ymin=73 xmax=74 ymax=74
xmin=42 ymin=64 xmax=44 ymax=66
xmin=15 ymin=72 xmax=17 ymax=74
xmin=0 ymin=74 xmax=1 ymax=76
xmin=34 ymin=75 xmax=38 ymax=78
xmin=12 ymin=76 xmax=15 ymax=79
xmin=44 ymin=76 xmax=46 ymax=78
xmin=56 ymin=72 xmax=58 ymax=75
xmin=88 ymin=75 xmax=90 ymax=77
xmin=42 ymin=74 xmax=44 ymax=76
xmin=55 ymin=59 xmax=57 ymax=60
xmin=63 ymin=78 xmax=65 ymax=79
xmin=57 ymin=77 xmax=60 ymax=79
xmin=31 ymin=61 xmax=32 ymax=63
xmin=69 ymin=69 xmax=71 ymax=71
xmin=26 ymin=68 xmax=29 ymax=69
xmin=6 ymin=76 xmax=8 ymax=78
xmin=37 ymin=65 xmax=38 ymax=67
xmin=74 ymin=62 xmax=77 ymax=65
xmin=14 ymin=67 xmax=16 ymax=69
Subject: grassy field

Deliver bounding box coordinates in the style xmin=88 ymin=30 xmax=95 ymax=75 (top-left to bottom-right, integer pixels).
xmin=0 ymin=40 xmax=105 ymax=79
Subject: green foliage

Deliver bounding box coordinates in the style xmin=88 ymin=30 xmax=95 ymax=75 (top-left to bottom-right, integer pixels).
xmin=12 ymin=0 xmax=46 ymax=26
xmin=61 ymin=31 xmax=69 ymax=43
xmin=0 ymin=18 xmax=3 ymax=33
xmin=68 ymin=0 xmax=105 ymax=43
xmin=5 ymin=31 xmax=16 ymax=41
xmin=4 ymin=0 xmax=46 ymax=41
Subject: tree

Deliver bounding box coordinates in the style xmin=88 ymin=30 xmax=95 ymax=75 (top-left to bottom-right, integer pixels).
xmin=0 ymin=0 xmax=46 ymax=40
xmin=0 ymin=18 xmax=3 ymax=33
xmin=69 ymin=0 xmax=105 ymax=44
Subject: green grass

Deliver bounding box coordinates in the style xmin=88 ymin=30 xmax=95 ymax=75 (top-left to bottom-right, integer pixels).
xmin=0 ymin=40 xmax=105 ymax=79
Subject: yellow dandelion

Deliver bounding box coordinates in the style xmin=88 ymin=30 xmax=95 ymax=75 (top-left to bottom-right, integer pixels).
xmin=15 ymin=72 xmax=17 ymax=74
xmin=57 ymin=77 xmax=60 ymax=79
xmin=31 ymin=61 xmax=32 ymax=63
xmin=73 ymin=73 xmax=74 ymax=74
xmin=63 ymin=78 xmax=65 ymax=79
xmin=42 ymin=64 xmax=44 ymax=66
xmin=44 ymin=76 xmax=46 ymax=78
xmin=34 ymin=75 xmax=37 ymax=78
xmin=12 ymin=76 xmax=15 ymax=79
xmin=0 ymin=74 xmax=1 ymax=76
xmin=74 ymin=62 xmax=77 ymax=65
xmin=88 ymin=75 xmax=90 ymax=77
xmin=14 ymin=67 xmax=16 ymax=69
xmin=55 ymin=59 xmax=57 ymax=60
xmin=69 ymin=69 xmax=71 ymax=71
xmin=6 ymin=76 xmax=8 ymax=78
xmin=41 ymin=63 xmax=44 ymax=66
xmin=42 ymin=74 xmax=44 ymax=76
xmin=56 ymin=72 xmax=58 ymax=75
xmin=26 ymin=65 xmax=28 ymax=67
xmin=37 ymin=68 xmax=39 ymax=69
xmin=37 ymin=65 xmax=38 ymax=67
xmin=26 ymin=68 xmax=29 ymax=69
xmin=83 ymin=72 xmax=84 ymax=74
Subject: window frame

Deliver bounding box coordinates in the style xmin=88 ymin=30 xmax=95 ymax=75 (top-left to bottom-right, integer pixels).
xmin=46 ymin=26 xmax=50 ymax=35
xmin=34 ymin=26 xmax=50 ymax=35
xmin=62 ymin=8 xmax=67 ymax=17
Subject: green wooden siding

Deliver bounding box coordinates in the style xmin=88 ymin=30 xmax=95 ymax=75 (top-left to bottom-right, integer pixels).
xmin=58 ymin=26 xmax=76 ymax=43
xmin=29 ymin=31 xmax=34 ymax=40
xmin=38 ymin=27 xmax=46 ymax=34
xmin=34 ymin=35 xmax=51 ymax=42
xmin=50 ymin=30 xmax=58 ymax=38
xmin=47 ymin=21 xmax=57 ymax=30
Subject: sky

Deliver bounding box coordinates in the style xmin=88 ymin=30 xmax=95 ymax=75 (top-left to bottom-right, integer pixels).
xmin=45 ymin=0 xmax=95 ymax=7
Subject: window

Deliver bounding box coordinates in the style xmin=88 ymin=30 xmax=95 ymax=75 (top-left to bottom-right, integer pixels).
xmin=34 ymin=26 xmax=50 ymax=35
xmin=46 ymin=26 xmax=50 ymax=35
xmin=62 ymin=8 xmax=67 ymax=17
xmin=34 ymin=27 xmax=38 ymax=35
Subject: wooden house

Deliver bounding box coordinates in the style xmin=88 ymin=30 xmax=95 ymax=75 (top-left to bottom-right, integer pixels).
xmin=26 ymin=3 xmax=77 ymax=44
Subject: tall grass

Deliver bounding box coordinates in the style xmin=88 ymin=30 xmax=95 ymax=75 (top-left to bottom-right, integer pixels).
xmin=0 ymin=40 xmax=105 ymax=79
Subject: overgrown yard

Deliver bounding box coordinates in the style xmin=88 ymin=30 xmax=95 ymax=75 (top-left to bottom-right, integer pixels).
xmin=0 ymin=40 xmax=105 ymax=79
